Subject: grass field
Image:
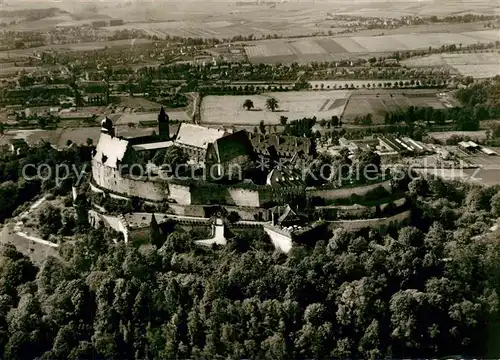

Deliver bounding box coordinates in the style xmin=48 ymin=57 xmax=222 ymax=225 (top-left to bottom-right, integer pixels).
xmin=342 ymin=90 xmax=449 ymax=122
xmin=0 ymin=39 xmax=153 ymax=60
xmin=200 ymin=91 xmax=350 ymax=125
xmin=402 ymin=52 xmax=500 ymax=78
xmin=244 ymin=30 xmax=499 ymax=64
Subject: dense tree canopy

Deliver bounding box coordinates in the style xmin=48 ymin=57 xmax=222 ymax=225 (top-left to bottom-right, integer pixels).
xmin=0 ymin=176 xmax=499 ymax=359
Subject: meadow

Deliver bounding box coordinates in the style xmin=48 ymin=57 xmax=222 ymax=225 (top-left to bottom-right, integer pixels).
xmin=342 ymin=90 xmax=449 ymax=122
xmin=200 ymin=91 xmax=350 ymax=125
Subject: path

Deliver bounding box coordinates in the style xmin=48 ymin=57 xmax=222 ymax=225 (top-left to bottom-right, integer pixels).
xmin=6 ymin=195 xmax=59 ymax=249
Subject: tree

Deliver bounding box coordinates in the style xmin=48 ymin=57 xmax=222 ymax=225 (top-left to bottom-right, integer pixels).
xmin=38 ymin=117 xmax=47 ymax=129
xmin=149 ymin=214 xmax=163 ymax=247
xmin=280 ymin=116 xmax=288 ymax=126
xmin=259 ymin=120 xmax=266 ymax=134
xmin=266 ymin=97 xmax=279 ymax=112
xmin=408 ymin=178 xmax=429 ymax=197
xmin=163 ymin=147 xmax=189 ymax=173
xmin=490 ymin=191 xmax=500 ymax=217
xmin=243 ymin=99 xmax=254 ymax=111
xmin=355 ymin=150 xmax=381 ymax=183
xmin=332 ymin=116 xmax=340 ymax=127
xmin=38 ymin=204 xmax=62 ymax=240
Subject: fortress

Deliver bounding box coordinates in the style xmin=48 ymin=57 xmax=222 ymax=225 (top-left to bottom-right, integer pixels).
xmin=90 ymin=107 xmax=411 ymax=251
xmin=91 ymin=107 xmax=307 ymax=214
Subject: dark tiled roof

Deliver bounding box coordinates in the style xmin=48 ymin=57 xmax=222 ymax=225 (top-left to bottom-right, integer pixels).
xmin=213 ymin=130 xmax=253 ymax=163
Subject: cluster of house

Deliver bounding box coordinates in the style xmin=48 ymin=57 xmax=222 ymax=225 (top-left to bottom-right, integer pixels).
xmin=317 ymin=134 xmax=433 ymax=158
xmin=458 ymin=140 xmax=498 ymax=156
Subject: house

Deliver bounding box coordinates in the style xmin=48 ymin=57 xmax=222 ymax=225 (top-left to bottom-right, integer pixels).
xmin=266 ymin=168 xmax=304 ymax=187
xmin=269 ymin=204 xmax=303 ymax=227
xmin=250 ymin=133 xmax=313 ymax=159
xmin=205 ymin=130 xmax=254 ymax=178
xmin=174 ymin=123 xmax=227 ymax=163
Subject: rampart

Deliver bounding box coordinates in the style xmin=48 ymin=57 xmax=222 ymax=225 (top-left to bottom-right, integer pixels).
xmin=306 ymin=180 xmax=392 ymax=200
xmin=92 ymin=161 xmax=169 ymax=202
xmin=326 ymin=210 xmax=411 ymax=231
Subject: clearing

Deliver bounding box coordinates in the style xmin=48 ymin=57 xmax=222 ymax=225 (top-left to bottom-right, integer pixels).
xmin=200 ymin=91 xmax=350 ymax=125
xmin=342 ymin=90 xmax=451 ymax=123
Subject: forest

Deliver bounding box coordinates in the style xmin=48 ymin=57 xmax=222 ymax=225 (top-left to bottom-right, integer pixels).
xmin=0 ymin=170 xmax=500 ymax=359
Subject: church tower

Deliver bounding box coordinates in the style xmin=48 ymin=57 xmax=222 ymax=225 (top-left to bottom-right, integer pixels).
xmin=158 ymin=106 xmax=169 ymax=140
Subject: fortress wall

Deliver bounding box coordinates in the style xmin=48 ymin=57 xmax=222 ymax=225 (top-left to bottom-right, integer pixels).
xmin=189 ymin=184 xmax=227 ymax=205
xmin=327 ymin=210 xmax=411 ymax=231
xmin=168 ymin=184 xmax=192 ymax=205
xmin=93 ymin=160 xmax=304 ymax=208
xmin=222 ymin=206 xmax=269 ymax=221
xmin=228 ymin=188 xmax=261 ymax=207
xmin=92 ymin=161 xmax=168 ymax=202
xmin=306 ymin=180 xmax=392 ymax=200
xmin=168 ymin=204 xmax=206 ymax=217
xmin=263 ymin=226 xmax=293 ymax=253
xmin=258 ymin=186 xmax=305 ymax=207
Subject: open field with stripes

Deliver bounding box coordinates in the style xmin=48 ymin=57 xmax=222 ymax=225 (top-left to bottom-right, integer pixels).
xmin=200 ymin=91 xmax=350 ymax=125
xmin=342 ymin=90 xmax=453 ymax=123
xmin=244 ymin=30 xmax=499 ymax=64
xmin=401 ymin=52 xmax=500 ymax=79
xmin=200 ymin=89 xmax=453 ymax=125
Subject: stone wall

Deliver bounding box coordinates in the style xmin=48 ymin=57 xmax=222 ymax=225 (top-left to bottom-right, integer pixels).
xmin=92 ymin=160 xmax=169 ymax=202
xmin=327 ymin=210 xmax=411 ymax=231
xmin=168 ymin=184 xmax=192 ymax=205
xmin=227 ymin=188 xmax=260 ymax=207
xmin=93 ymin=160 xmax=304 ymax=208
xmin=263 ymin=225 xmax=293 ymax=253
xmin=306 ymin=180 xmax=392 ymax=200
xmin=168 ymin=204 xmax=206 ymax=217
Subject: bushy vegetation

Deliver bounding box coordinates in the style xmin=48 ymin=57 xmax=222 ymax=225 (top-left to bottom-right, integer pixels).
xmin=0 ymin=176 xmax=499 ymax=359
xmin=0 ymin=143 xmax=91 ymax=223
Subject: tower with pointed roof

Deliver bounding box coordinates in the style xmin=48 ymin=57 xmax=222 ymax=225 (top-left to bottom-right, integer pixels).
xmin=158 ymin=106 xmax=169 ymax=140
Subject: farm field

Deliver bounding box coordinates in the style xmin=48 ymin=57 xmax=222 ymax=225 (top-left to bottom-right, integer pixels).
xmin=0 ymin=39 xmax=153 ymax=60
xmin=200 ymin=91 xmax=350 ymax=125
xmin=244 ymin=30 xmax=499 ymax=64
xmin=342 ymin=90 xmax=450 ymax=123
xmin=402 ymin=52 xmax=500 ymax=78
xmin=3 ymin=0 xmax=497 ymax=37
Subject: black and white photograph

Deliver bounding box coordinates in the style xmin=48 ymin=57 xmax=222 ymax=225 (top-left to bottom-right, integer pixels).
xmin=0 ymin=0 xmax=499 ymax=359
